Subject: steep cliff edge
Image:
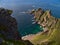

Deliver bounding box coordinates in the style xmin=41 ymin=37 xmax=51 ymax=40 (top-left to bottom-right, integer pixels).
xmin=23 ymin=8 xmax=60 ymax=45
xmin=0 ymin=8 xmax=21 ymax=40
xmin=0 ymin=8 xmax=33 ymax=45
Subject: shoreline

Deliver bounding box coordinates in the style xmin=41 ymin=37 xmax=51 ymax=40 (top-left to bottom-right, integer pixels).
xmin=22 ymin=30 xmax=44 ymax=40
xmin=22 ymin=26 xmax=48 ymax=41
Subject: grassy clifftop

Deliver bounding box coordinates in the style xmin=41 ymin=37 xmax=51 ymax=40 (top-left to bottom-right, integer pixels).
xmin=29 ymin=8 xmax=60 ymax=45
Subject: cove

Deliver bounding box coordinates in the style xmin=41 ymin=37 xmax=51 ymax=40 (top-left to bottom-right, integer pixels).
xmin=18 ymin=23 xmax=43 ymax=36
xmin=1 ymin=0 xmax=60 ymax=37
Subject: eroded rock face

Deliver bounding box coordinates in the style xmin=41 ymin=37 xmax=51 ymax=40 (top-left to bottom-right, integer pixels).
xmin=29 ymin=8 xmax=60 ymax=45
xmin=0 ymin=8 xmax=21 ymax=40
xmin=31 ymin=8 xmax=59 ymax=32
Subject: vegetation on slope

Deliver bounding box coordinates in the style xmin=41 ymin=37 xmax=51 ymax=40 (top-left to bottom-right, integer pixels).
xmin=29 ymin=8 xmax=60 ymax=45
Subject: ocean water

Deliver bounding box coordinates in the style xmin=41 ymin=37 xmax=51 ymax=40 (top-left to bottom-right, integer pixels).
xmin=0 ymin=0 xmax=60 ymax=36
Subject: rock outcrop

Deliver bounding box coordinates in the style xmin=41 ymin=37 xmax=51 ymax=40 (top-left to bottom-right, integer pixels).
xmin=0 ymin=8 xmax=21 ymax=40
xmin=31 ymin=8 xmax=60 ymax=33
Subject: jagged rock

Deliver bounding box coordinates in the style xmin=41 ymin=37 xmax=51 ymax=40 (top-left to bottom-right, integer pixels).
xmin=26 ymin=8 xmax=60 ymax=45
xmin=31 ymin=8 xmax=44 ymax=22
xmin=31 ymin=8 xmax=59 ymax=30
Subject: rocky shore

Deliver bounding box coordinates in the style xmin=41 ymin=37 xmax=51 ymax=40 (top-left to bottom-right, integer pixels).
xmin=22 ymin=8 xmax=60 ymax=45
xmin=0 ymin=8 xmax=60 ymax=45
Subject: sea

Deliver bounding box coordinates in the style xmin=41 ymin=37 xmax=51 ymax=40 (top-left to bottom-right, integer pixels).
xmin=0 ymin=0 xmax=60 ymax=36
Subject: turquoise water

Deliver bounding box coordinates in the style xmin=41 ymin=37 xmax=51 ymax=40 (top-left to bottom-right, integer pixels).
xmin=19 ymin=24 xmax=43 ymax=36
xmin=0 ymin=0 xmax=60 ymax=36
xmin=16 ymin=12 xmax=43 ymax=36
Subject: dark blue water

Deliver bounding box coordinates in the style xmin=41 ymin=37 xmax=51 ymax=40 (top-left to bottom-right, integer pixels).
xmin=0 ymin=0 xmax=60 ymax=36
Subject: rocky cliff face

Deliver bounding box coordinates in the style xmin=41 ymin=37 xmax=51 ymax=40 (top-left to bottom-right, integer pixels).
xmin=28 ymin=8 xmax=60 ymax=45
xmin=1 ymin=8 xmax=60 ymax=45
xmin=31 ymin=8 xmax=60 ymax=33
xmin=0 ymin=8 xmax=33 ymax=45
xmin=0 ymin=8 xmax=21 ymax=40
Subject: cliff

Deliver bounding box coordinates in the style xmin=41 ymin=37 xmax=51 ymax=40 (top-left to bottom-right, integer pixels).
xmin=0 ymin=8 xmax=33 ymax=45
xmin=0 ymin=8 xmax=21 ymax=40
xmin=1 ymin=8 xmax=60 ymax=45
xmin=23 ymin=8 xmax=60 ymax=45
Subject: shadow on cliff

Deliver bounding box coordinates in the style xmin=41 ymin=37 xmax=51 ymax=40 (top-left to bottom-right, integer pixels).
xmin=24 ymin=40 xmax=33 ymax=45
xmin=0 ymin=8 xmax=33 ymax=45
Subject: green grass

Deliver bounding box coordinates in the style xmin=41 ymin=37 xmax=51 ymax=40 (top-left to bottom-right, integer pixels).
xmin=29 ymin=10 xmax=60 ymax=45
xmin=0 ymin=39 xmax=27 ymax=45
xmin=30 ymin=20 xmax=60 ymax=45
